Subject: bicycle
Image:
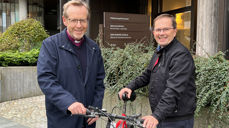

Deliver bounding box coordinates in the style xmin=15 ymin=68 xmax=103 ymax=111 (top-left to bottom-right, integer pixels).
xmin=77 ymin=91 xmax=144 ymax=128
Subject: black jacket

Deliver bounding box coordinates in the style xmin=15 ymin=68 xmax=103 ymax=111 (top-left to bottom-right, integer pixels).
xmin=127 ymin=38 xmax=196 ymax=122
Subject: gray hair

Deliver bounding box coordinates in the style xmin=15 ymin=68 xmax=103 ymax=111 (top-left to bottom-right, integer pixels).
xmin=63 ymin=0 xmax=90 ymax=20
xmin=152 ymin=13 xmax=177 ymax=30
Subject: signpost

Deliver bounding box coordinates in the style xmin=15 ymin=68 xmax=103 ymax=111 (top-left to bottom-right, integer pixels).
xmin=103 ymin=12 xmax=151 ymax=48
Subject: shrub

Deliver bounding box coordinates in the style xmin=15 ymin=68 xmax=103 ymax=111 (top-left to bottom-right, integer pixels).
xmin=0 ymin=18 xmax=49 ymax=52
xmin=102 ymin=43 xmax=155 ymax=96
xmin=194 ymin=51 xmax=229 ymax=118
xmin=0 ymin=49 xmax=39 ymax=66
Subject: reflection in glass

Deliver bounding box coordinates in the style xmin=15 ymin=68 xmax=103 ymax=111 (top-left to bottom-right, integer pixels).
xmin=15 ymin=1 xmax=19 ymax=22
xmin=0 ymin=1 xmax=2 ymax=32
xmin=0 ymin=0 xmax=44 ymax=33
xmin=0 ymin=0 xmax=17 ymax=32
xmin=11 ymin=2 xmax=15 ymax=25
xmin=162 ymin=0 xmax=191 ymax=12
xmin=6 ymin=2 xmax=11 ymax=28
xmin=28 ymin=0 xmax=44 ymax=24
xmin=175 ymin=11 xmax=191 ymax=49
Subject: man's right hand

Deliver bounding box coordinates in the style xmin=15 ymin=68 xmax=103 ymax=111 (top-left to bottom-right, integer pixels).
xmin=68 ymin=102 xmax=86 ymax=115
xmin=118 ymin=88 xmax=132 ymax=100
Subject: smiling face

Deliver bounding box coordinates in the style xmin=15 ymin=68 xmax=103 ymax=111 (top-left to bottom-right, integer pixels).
xmin=153 ymin=17 xmax=177 ymax=47
xmin=62 ymin=5 xmax=88 ymax=41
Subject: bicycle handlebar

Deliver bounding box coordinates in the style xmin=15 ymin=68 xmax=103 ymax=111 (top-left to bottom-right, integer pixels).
xmin=85 ymin=106 xmax=144 ymax=128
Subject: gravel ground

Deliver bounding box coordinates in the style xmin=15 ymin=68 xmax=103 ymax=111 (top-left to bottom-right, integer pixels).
xmin=0 ymin=95 xmax=47 ymax=128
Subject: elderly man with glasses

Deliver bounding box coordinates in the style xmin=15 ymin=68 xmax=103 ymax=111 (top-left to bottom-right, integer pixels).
xmin=37 ymin=0 xmax=105 ymax=128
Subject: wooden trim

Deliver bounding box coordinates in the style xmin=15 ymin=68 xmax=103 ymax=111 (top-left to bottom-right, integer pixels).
xmin=225 ymin=0 xmax=229 ymax=59
xmin=159 ymin=6 xmax=191 ymax=15
xmin=190 ymin=0 xmax=197 ymax=53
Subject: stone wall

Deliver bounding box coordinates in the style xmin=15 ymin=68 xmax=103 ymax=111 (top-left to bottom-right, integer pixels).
xmin=0 ymin=66 xmax=43 ymax=102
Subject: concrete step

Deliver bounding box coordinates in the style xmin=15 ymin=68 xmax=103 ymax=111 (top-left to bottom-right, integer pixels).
xmin=0 ymin=117 xmax=29 ymax=128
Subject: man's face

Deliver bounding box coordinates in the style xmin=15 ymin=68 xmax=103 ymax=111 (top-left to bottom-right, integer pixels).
xmin=153 ymin=17 xmax=177 ymax=47
xmin=63 ymin=5 xmax=88 ymax=41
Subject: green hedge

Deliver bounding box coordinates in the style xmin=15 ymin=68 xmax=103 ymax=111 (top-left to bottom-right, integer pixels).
xmin=0 ymin=18 xmax=49 ymax=52
xmin=0 ymin=49 xmax=39 ymax=66
xmin=194 ymin=52 xmax=229 ymax=118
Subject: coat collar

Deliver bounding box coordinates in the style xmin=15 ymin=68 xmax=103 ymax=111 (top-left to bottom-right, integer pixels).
xmin=156 ymin=38 xmax=177 ymax=54
xmin=58 ymin=29 xmax=96 ymax=55
xmin=58 ymin=29 xmax=97 ymax=85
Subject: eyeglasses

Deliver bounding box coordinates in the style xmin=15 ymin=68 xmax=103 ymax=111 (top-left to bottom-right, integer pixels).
xmin=68 ymin=18 xmax=88 ymax=25
xmin=154 ymin=27 xmax=174 ymax=33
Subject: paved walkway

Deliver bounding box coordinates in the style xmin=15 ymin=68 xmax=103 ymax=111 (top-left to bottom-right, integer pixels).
xmin=0 ymin=117 xmax=29 ymax=128
xmin=0 ymin=95 xmax=46 ymax=128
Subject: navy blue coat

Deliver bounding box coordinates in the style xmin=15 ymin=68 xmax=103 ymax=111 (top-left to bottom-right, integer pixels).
xmin=37 ymin=29 xmax=105 ymax=128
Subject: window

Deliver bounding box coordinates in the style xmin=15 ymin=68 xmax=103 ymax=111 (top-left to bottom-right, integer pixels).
xmin=28 ymin=0 xmax=44 ymax=24
xmin=0 ymin=0 xmax=18 ymax=33
xmin=160 ymin=0 xmax=193 ymax=50
xmin=0 ymin=0 xmax=44 ymax=33
xmin=0 ymin=0 xmax=2 ymax=32
xmin=162 ymin=0 xmax=191 ymax=12
xmin=175 ymin=11 xmax=191 ymax=49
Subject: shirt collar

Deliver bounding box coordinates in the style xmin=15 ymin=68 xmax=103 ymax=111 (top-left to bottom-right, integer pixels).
xmin=66 ymin=30 xmax=84 ymax=47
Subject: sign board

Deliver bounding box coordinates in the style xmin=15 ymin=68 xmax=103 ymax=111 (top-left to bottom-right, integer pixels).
xmin=103 ymin=12 xmax=151 ymax=48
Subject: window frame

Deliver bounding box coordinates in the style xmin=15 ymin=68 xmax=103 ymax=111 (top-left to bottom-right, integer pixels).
xmin=152 ymin=0 xmax=197 ymax=51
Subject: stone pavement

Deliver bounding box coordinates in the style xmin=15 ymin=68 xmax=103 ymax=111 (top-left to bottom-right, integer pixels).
xmin=0 ymin=95 xmax=46 ymax=128
xmin=0 ymin=117 xmax=29 ymax=128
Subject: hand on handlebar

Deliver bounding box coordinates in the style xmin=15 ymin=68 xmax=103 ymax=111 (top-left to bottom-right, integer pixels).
xmin=68 ymin=102 xmax=87 ymax=115
xmin=87 ymin=116 xmax=99 ymax=125
xmin=141 ymin=115 xmax=158 ymax=128
xmin=118 ymin=88 xmax=132 ymax=100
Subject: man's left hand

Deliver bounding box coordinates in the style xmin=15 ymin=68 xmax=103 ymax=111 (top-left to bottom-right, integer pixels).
xmin=87 ymin=116 xmax=99 ymax=125
xmin=142 ymin=115 xmax=159 ymax=128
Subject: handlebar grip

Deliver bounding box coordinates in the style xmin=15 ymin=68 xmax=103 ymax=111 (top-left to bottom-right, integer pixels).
xmin=118 ymin=91 xmax=136 ymax=102
xmin=140 ymin=119 xmax=144 ymax=124
xmin=70 ymin=109 xmax=96 ymax=118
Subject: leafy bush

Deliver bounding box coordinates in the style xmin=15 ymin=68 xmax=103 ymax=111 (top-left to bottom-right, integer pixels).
xmin=194 ymin=51 xmax=229 ymax=118
xmin=102 ymin=44 xmax=155 ymax=95
xmin=102 ymin=44 xmax=229 ymax=119
xmin=0 ymin=18 xmax=49 ymax=52
xmin=0 ymin=49 xmax=39 ymax=66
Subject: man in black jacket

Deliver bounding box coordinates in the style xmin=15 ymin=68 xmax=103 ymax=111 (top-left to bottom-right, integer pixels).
xmin=118 ymin=14 xmax=196 ymax=128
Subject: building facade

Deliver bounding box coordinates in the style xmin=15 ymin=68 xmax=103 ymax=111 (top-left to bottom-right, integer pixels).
xmin=0 ymin=0 xmax=44 ymax=32
xmin=0 ymin=0 xmax=228 ymax=58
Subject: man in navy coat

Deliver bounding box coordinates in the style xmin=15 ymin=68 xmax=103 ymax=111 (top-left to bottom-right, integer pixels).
xmin=37 ymin=0 xmax=105 ymax=128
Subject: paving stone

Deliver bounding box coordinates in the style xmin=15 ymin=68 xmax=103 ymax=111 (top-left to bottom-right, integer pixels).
xmin=0 ymin=95 xmax=46 ymax=128
xmin=0 ymin=117 xmax=29 ymax=128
